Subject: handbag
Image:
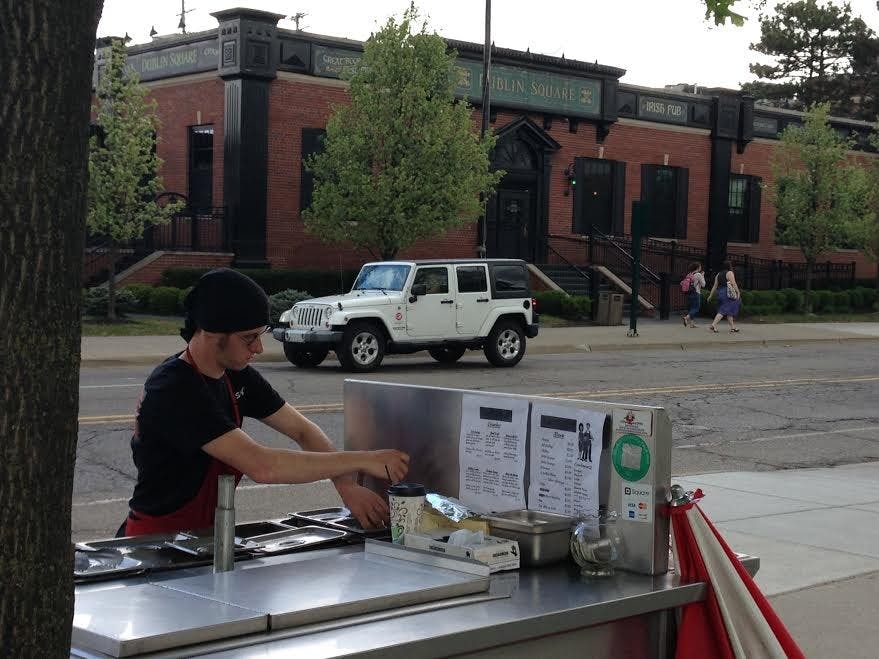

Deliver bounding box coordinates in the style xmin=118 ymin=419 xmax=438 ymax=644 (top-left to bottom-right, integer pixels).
xmin=726 ymin=282 xmax=740 ymax=300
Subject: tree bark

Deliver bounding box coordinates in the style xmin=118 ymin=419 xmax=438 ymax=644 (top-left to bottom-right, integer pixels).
xmin=805 ymin=256 xmax=815 ymax=313
xmin=108 ymin=243 xmax=118 ymax=320
xmin=0 ymin=1 xmax=103 ymax=656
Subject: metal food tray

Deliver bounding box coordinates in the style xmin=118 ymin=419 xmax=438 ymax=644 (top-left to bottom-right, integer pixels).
xmin=164 ymin=535 xmax=257 ymax=558
xmin=249 ymin=525 xmax=348 ymax=555
xmin=287 ymin=507 xmax=390 ymax=538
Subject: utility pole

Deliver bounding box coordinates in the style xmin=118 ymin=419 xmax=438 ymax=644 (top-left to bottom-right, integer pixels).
xmin=177 ymin=0 xmax=195 ymax=34
xmin=477 ymin=0 xmax=492 ymax=258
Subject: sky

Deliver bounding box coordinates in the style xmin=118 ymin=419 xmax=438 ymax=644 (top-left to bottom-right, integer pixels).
xmin=97 ymin=0 xmax=879 ymax=90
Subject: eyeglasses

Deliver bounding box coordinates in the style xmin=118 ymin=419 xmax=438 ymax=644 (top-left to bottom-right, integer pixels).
xmin=234 ymin=326 xmax=271 ymax=348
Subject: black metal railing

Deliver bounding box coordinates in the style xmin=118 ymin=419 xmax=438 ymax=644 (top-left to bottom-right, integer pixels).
xmin=83 ymin=206 xmax=228 ymax=286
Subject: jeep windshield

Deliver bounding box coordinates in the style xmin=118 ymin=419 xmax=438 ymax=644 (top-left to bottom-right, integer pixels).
xmin=352 ymin=264 xmax=411 ymax=292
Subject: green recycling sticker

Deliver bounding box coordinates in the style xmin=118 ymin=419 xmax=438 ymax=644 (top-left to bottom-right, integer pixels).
xmin=612 ymin=434 xmax=651 ymax=481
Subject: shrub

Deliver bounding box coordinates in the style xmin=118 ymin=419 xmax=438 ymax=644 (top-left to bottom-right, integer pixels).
xmin=780 ymin=288 xmax=805 ymax=313
xmin=847 ymin=288 xmax=864 ymax=311
xmin=82 ymin=287 xmax=138 ymax=317
xmin=859 ymin=287 xmax=877 ymax=310
xmin=811 ymin=290 xmax=833 ymax=313
xmin=831 ymin=291 xmax=851 ymax=313
xmin=534 ymin=290 xmax=591 ymax=320
xmin=148 ymin=286 xmax=184 ymax=315
xmin=269 ymin=289 xmax=313 ymax=326
xmin=121 ymin=283 xmax=154 ymax=311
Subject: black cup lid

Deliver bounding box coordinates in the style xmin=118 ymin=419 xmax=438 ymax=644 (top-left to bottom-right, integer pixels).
xmin=387 ymin=483 xmax=426 ymax=497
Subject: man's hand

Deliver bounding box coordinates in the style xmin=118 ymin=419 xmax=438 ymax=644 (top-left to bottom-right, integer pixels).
xmin=336 ymin=483 xmax=390 ymax=529
xmin=364 ymin=449 xmax=410 ymax=483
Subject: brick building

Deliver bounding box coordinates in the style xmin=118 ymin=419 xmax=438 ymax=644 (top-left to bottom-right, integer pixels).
xmin=94 ymin=7 xmax=876 ymax=295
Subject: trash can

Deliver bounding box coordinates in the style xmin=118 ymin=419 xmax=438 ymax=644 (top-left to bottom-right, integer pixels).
xmin=596 ymin=291 xmax=610 ymax=325
xmin=608 ymin=293 xmax=624 ymax=325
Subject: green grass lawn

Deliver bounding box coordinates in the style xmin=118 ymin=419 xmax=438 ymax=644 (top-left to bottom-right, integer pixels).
xmin=81 ymin=316 xmax=182 ymax=336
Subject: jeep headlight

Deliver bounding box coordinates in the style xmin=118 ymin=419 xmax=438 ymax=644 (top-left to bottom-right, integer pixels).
xmin=323 ymin=306 xmax=332 ymax=318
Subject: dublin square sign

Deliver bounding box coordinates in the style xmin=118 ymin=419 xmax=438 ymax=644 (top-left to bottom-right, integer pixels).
xmin=312 ymin=46 xmax=602 ymax=119
xmin=453 ymin=60 xmax=601 ymax=118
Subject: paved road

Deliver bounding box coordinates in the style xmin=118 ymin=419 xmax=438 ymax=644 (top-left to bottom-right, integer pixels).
xmin=73 ymin=342 xmax=879 ymax=540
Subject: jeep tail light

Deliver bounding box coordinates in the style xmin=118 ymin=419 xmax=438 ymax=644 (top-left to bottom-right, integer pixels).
xmin=531 ymin=297 xmax=537 ymax=310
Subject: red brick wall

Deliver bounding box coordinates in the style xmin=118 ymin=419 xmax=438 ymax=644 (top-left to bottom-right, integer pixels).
xmin=120 ymin=252 xmax=233 ymax=285
xmin=732 ymin=140 xmax=875 ymax=278
xmin=146 ymin=77 xmax=225 ymax=208
xmin=145 ymin=73 xmax=875 ymax=280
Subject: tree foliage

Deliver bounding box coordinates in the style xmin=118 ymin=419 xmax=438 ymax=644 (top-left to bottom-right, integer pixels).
xmin=744 ymin=0 xmax=875 ymax=118
xmin=771 ymin=104 xmax=869 ymax=307
xmin=89 ymin=39 xmax=178 ymax=318
xmin=303 ymin=4 xmax=502 ymax=260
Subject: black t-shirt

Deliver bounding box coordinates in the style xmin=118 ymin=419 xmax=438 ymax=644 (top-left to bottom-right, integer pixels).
xmin=129 ymin=355 xmax=285 ymax=515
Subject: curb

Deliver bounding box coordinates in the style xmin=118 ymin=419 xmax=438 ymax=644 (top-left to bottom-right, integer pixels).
xmin=80 ymin=335 xmax=879 ymax=367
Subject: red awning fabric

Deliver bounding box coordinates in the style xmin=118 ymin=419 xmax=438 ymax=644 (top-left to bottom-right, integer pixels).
xmin=669 ymin=492 xmax=805 ymax=659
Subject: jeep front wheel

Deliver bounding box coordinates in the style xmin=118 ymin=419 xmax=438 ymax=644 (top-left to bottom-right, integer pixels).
xmin=484 ymin=320 xmax=526 ymax=367
xmin=338 ymin=321 xmax=386 ymax=372
xmin=428 ymin=346 xmax=467 ymax=364
xmin=283 ymin=343 xmax=329 ymax=368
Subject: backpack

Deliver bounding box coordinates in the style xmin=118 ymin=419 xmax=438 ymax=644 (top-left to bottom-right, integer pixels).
xmin=680 ymin=273 xmax=692 ymax=293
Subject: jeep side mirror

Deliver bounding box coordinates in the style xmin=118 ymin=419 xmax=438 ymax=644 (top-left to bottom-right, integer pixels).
xmin=409 ymin=283 xmax=426 ymax=302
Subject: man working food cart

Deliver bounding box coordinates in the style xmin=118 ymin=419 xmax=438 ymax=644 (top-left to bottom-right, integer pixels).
xmin=121 ymin=268 xmax=409 ymax=536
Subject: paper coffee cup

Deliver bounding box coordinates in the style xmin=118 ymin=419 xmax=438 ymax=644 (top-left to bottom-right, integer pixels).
xmin=387 ymin=483 xmax=426 ymax=544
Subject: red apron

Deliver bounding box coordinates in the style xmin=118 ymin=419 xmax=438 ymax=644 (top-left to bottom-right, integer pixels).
xmin=125 ymin=347 xmax=243 ymax=536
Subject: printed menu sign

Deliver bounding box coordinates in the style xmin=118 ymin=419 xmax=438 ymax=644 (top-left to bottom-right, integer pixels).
xmin=528 ymin=403 xmax=606 ymax=518
xmin=458 ymin=394 xmax=529 ymax=513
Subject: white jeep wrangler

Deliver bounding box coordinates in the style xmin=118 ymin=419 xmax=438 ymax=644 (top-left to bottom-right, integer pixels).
xmin=272 ymin=259 xmax=539 ymax=372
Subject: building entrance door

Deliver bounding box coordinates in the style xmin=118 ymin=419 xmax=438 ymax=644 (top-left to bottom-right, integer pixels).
xmin=493 ymin=189 xmax=532 ymax=259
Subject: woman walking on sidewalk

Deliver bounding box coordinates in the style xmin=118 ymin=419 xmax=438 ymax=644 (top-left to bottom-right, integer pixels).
xmin=707 ymin=260 xmax=741 ymax=333
xmin=681 ymin=262 xmax=706 ymax=328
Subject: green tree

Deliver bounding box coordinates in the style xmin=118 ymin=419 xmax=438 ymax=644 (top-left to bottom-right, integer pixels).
xmin=745 ymin=0 xmax=871 ymax=115
xmin=846 ymin=132 xmax=879 ymax=287
xmin=303 ymin=4 xmax=502 ymax=260
xmin=88 ymin=38 xmax=179 ymax=319
xmin=1 ymin=1 xmax=104 ymax=655
xmin=704 ymin=0 xmax=748 ymax=26
xmin=771 ymin=104 xmax=868 ymax=309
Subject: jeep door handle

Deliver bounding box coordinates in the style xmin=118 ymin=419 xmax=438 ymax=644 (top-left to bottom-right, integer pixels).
xmin=476 ymin=298 xmax=489 ymax=302
xmin=440 ymin=299 xmax=454 ymax=304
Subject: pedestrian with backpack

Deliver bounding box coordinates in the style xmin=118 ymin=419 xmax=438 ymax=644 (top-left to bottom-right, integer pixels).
xmin=681 ymin=262 xmax=706 ymax=328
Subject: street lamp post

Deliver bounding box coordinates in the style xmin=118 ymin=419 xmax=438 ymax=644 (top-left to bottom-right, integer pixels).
xmin=477 ymin=0 xmax=492 ymax=258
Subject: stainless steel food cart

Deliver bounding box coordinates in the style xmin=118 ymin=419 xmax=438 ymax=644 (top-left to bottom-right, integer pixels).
xmin=70 ymin=381 xmax=758 ymax=658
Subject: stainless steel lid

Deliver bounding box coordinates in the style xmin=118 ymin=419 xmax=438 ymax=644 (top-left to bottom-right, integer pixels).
xmin=484 ymin=509 xmax=574 ymax=534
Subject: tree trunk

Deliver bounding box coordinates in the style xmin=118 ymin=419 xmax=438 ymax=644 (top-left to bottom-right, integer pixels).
xmin=804 ymin=256 xmax=815 ymax=313
xmin=108 ymin=244 xmax=118 ymax=320
xmin=0 ymin=2 xmax=103 ymax=656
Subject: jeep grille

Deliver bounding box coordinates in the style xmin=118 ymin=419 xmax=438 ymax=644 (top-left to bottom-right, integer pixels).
xmin=293 ymin=304 xmax=323 ymax=328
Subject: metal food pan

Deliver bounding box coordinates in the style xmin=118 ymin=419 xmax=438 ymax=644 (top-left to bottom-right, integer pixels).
xmin=483 ymin=509 xmax=574 ymax=534
xmin=249 ymin=525 xmax=348 ymax=554
xmin=234 ymin=520 xmax=294 ymax=538
xmin=285 ymin=508 xmax=389 ymax=537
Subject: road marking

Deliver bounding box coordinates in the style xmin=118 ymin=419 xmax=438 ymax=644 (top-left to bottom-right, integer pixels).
xmin=677 ymin=425 xmax=879 ymax=449
xmin=72 ymin=482 xmax=301 ymax=507
xmin=78 ymin=376 xmax=879 ymax=425
xmin=80 ymin=384 xmax=142 ymax=389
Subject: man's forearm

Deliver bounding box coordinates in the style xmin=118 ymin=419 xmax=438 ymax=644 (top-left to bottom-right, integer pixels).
xmin=294 ymin=417 xmax=357 ymax=490
xmin=258 ymin=447 xmax=369 ymax=485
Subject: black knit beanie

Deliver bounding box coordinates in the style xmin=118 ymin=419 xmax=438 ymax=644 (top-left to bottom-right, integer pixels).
xmin=180 ymin=268 xmax=270 ymax=341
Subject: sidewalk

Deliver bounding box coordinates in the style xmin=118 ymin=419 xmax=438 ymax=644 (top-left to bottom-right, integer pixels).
xmin=78 ymin=321 xmax=879 ymax=655
xmin=80 ymin=319 xmax=879 ymax=366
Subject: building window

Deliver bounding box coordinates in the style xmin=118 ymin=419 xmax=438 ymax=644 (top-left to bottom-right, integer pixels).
xmin=729 ymin=174 xmax=762 ymax=243
xmin=188 ymin=125 xmax=213 ymax=211
xmin=573 ymin=157 xmax=626 ymax=236
xmin=300 ymin=128 xmax=326 ymax=212
xmin=641 ymin=164 xmax=689 ymax=239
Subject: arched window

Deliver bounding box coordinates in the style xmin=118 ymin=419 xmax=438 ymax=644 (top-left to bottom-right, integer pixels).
xmin=493 ymin=137 xmax=536 ymax=171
